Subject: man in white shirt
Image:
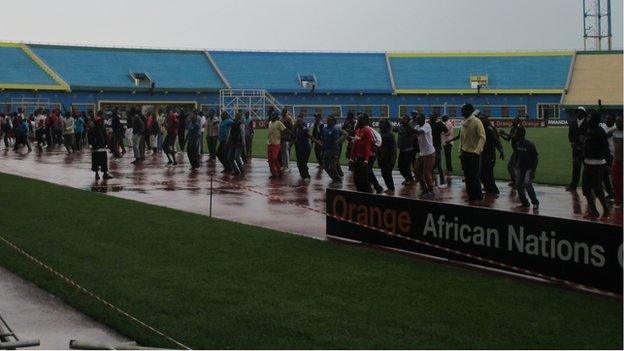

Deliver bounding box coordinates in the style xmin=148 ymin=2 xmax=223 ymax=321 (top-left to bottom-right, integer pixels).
xmin=199 ymin=111 xmax=207 ymax=157
xmin=413 ymin=113 xmax=436 ymax=197
xmin=600 ymin=114 xmax=616 ymax=199
xmin=441 ymin=115 xmax=456 ymax=172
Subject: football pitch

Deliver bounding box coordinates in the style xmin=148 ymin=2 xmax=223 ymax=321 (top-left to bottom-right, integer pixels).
xmin=249 ymin=127 xmax=572 ymax=186
xmin=0 ymin=172 xmax=620 ymax=349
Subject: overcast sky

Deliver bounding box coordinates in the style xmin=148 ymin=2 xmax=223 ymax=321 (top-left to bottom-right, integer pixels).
xmin=2 ymin=0 xmax=622 ymax=51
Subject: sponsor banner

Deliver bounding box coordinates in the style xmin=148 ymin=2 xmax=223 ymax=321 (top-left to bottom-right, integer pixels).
xmin=326 ymin=189 xmax=623 ymax=294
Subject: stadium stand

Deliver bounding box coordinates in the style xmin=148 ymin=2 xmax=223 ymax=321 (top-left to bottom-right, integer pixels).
xmin=562 ymin=51 xmax=624 ymax=108
xmin=389 ymin=52 xmax=573 ymax=92
xmin=0 ymin=44 xmax=63 ymax=89
xmin=210 ymin=51 xmax=392 ymax=93
xmin=30 ymin=45 xmax=225 ymax=91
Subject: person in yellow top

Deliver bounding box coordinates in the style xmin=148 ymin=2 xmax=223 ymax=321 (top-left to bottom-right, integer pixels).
xmin=267 ymin=112 xmax=287 ymax=179
xmin=460 ymin=103 xmax=486 ymax=202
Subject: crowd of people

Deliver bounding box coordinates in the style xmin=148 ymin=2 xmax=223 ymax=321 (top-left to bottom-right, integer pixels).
xmin=0 ymin=103 xmax=621 ymax=218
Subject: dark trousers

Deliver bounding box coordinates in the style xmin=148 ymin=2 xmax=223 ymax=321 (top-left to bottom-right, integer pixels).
xmin=217 ymin=140 xmax=231 ymax=171
xmin=379 ymin=160 xmax=395 ymax=191
xmin=353 ymin=158 xmax=372 ymax=193
xmin=245 ymin=135 xmax=253 ymax=159
xmin=443 ymin=143 xmax=453 ymax=172
xmin=603 ymin=155 xmax=614 ymax=196
xmin=434 ymin=148 xmax=445 ymax=184
xmin=582 ymin=164 xmax=605 ymax=197
xmin=461 ymin=152 xmax=483 ymax=201
xmin=368 ymin=155 xmax=382 ymax=192
xmin=187 ymin=141 xmax=200 ymax=169
xmin=516 ymin=168 xmax=538 ymax=205
xmin=314 ymin=145 xmax=324 ymax=167
xmin=178 ymin=129 xmax=186 ymax=151
xmin=45 ymin=127 xmax=53 ymax=147
xmin=570 ymin=148 xmax=583 ymax=188
xmin=480 ymin=153 xmax=499 ymax=194
xmin=323 ymin=150 xmax=340 ymax=181
xmin=163 ymin=134 xmax=176 ymax=163
xmin=112 ymin=131 xmax=123 ymax=158
xmin=207 ymin=136 xmax=218 ymax=159
xmin=398 ymin=150 xmax=415 ymax=182
xmin=507 ymin=151 xmax=517 ymax=184
xmin=295 ymin=146 xmax=311 ymax=179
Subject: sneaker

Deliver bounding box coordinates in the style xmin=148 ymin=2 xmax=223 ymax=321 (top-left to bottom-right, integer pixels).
xmin=103 ymin=174 xmax=113 ymax=180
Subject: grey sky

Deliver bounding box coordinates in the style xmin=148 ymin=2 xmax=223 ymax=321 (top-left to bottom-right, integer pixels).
xmin=2 ymin=0 xmax=622 ymax=51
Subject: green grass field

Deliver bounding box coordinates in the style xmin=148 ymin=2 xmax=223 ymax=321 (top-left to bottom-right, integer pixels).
xmin=247 ymin=127 xmax=571 ymax=186
xmin=0 ymin=173 xmax=620 ymax=349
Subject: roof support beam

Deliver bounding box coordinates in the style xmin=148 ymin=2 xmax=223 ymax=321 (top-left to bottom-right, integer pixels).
xmin=204 ymin=51 xmax=231 ymax=89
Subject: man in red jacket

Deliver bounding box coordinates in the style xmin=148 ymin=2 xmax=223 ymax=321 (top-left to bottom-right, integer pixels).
xmin=350 ymin=114 xmax=374 ymax=193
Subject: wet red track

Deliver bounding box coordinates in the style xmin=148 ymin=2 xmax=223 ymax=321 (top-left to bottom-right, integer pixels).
xmin=0 ymin=147 xmax=621 ymax=240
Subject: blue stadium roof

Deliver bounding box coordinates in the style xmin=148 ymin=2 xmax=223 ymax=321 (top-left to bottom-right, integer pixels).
xmin=210 ymin=51 xmax=393 ymax=93
xmin=0 ymin=46 xmax=58 ymax=86
xmin=390 ymin=54 xmax=573 ymax=90
xmin=31 ymin=45 xmax=225 ymax=91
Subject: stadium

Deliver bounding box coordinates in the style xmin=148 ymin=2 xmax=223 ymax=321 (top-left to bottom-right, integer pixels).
xmin=0 ymin=1 xmax=622 ymax=350
xmin=1 ymin=43 xmax=622 ymax=121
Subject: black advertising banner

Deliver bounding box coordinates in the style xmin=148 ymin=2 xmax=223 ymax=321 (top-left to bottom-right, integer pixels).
xmin=326 ymin=189 xmax=623 ymax=294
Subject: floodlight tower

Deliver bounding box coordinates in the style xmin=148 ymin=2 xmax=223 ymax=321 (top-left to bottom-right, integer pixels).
xmin=583 ymin=0 xmax=613 ymax=51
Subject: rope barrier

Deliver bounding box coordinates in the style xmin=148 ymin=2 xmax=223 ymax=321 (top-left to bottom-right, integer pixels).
xmin=0 ymin=235 xmax=192 ymax=350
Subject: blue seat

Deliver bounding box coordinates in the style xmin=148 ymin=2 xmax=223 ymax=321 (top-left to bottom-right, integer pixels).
xmin=210 ymin=51 xmax=393 ymax=93
xmin=0 ymin=47 xmax=57 ymax=85
xmin=31 ymin=45 xmax=224 ymax=90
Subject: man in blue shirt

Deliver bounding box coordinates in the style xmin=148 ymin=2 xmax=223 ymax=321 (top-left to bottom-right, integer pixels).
xmin=74 ymin=114 xmax=86 ymax=151
xmin=217 ymin=111 xmax=234 ymax=172
xmin=320 ymin=116 xmax=342 ymax=183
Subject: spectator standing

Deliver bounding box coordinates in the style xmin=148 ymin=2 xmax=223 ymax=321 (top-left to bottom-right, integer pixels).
xmin=217 ymin=111 xmax=234 ymax=172
xmin=206 ymin=110 xmax=219 ymax=160
xmin=321 ymin=116 xmax=342 ymax=183
xmin=293 ymin=116 xmax=312 ymax=180
xmin=267 ymin=112 xmax=286 ymax=179
xmin=280 ymin=107 xmax=295 ymax=173
xmin=244 ymin=111 xmax=254 ymax=163
xmin=429 ymin=113 xmax=449 ymax=186
xmin=62 ymin=114 xmax=76 ymax=154
xmin=228 ymin=112 xmax=246 ymax=176
xmin=131 ymin=113 xmax=145 ymax=164
xmin=351 ymin=114 xmax=375 ymax=193
xmin=499 ymin=117 xmax=525 ymax=187
xmin=89 ymin=113 xmax=112 ymax=180
xmin=185 ymin=111 xmax=202 ymax=171
xmin=163 ymin=112 xmax=178 ymax=165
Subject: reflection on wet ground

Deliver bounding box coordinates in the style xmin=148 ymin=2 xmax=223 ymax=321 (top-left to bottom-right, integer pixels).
xmin=0 ymin=147 xmax=621 ymax=241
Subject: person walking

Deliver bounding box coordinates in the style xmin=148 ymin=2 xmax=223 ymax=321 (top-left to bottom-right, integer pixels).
xmin=413 ymin=113 xmax=436 ymax=197
xmin=513 ymin=128 xmax=539 ymax=209
xmin=206 ymin=110 xmax=219 ymax=160
xmin=499 ymin=117 xmax=524 ymax=187
xmin=293 ymin=116 xmax=312 ymax=180
xmin=320 ymin=116 xmax=342 ymax=183
xmin=441 ymin=115 xmax=456 ymax=173
xmin=267 ymin=112 xmax=286 ymax=179
xmin=13 ymin=115 xmax=32 ymax=152
xmin=89 ymin=113 xmax=112 ymax=180
xmin=350 ymin=114 xmax=375 ymax=193
xmin=185 ymin=111 xmax=202 ymax=171
xmin=311 ymin=113 xmax=324 ymax=168
xmin=111 ymin=111 xmax=124 ymax=158
xmin=600 ymin=114 xmax=616 ymax=200
xmin=611 ymin=116 xmax=623 ymax=208
xmin=243 ymin=111 xmax=254 ymax=163
xmin=177 ymin=109 xmax=187 ymax=152
xmin=156 ymin=111 xmax=166 ymax=154
xmin=163 ymin=111 xmax=178 ymax=165
xmin=581 ymin=111 xmax=611 ymax=218
xmin=279 ymin=107 xmax=295 ymax=173
xmin=131 ymin=113 xmax=145 ymax=164
xmin=393 ymin=115 xmax=416 ymax=185
xmin=74 ymin=113 xmax=85 ymax=151
xmin=228 ymin=112 xmax=246 ymax=176
xmin=217 ymin=111 xmax=234 ymax=172
xmin=429 ymin=113 xmax=449 ymax=186
xmin=566 ymin=107 xmax=588 ymax=191
xmin=62 ymin=114 xmax=76 ymax=154
xmin=378 ymin=119 xmax=397 ymax=195
xmin=479 ymin=114 xmax=505 ymax=195
xmin=459 ymin=103 xmax=486 ymax=202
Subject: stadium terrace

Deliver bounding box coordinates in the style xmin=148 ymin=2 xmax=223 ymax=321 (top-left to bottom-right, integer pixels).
xmin=1 ymin=42 xmax=622 ymax=119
